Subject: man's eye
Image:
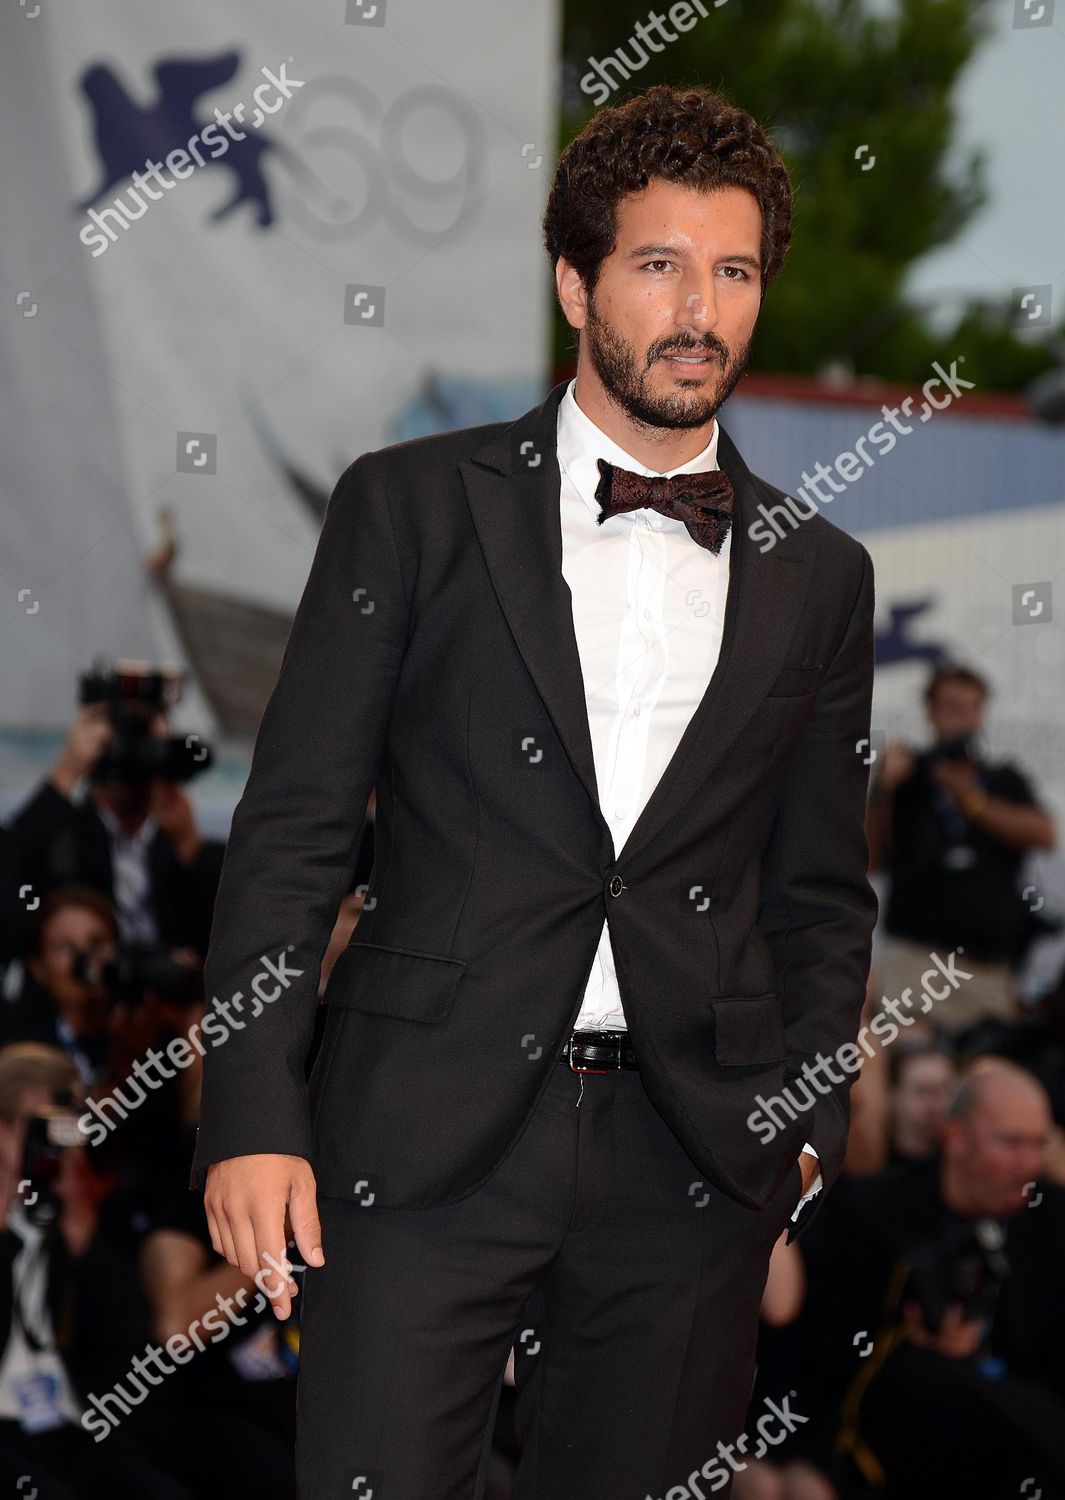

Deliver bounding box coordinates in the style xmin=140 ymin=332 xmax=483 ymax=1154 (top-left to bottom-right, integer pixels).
xmin=641 ymin=260 xmax=673 ymax=273
xmin=720 ymin=266 xmax=750 ymax=281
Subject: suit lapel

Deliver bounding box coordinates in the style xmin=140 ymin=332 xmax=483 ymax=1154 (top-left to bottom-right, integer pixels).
xmin=614 ymin=425 xmax=819 ymax=864
xmin=460 ymin=382 xmax=602 ymax=815
xmin=459 ymin=380 xmax=819 ymax=869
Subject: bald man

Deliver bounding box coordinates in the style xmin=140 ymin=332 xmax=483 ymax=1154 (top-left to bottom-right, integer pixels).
xmin=780 ymin=1058 xmax=1065 ymax=1498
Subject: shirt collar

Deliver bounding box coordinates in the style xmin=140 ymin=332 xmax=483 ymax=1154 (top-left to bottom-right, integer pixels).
xmin=556 ymin=376 xmax=722 ymax=527
xmin=97 ymin=803 xmax=156 ymax=849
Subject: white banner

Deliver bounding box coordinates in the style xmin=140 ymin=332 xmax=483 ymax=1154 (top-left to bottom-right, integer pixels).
xmin=0 ymin=0 xmax=559 ymax=780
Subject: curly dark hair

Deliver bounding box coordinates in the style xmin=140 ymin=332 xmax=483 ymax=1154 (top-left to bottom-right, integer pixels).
xmin=542 ymin=83 xmax=794 ymax=298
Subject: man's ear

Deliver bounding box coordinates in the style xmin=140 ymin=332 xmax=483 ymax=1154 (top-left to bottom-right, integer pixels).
xmin=555 ymin=257 xmax=589 ymax=333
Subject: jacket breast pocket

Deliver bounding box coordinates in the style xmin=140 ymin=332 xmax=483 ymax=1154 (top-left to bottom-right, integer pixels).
xmin=709 ymin=993 xmax=787 ymax=1066
xmin=322 ymin=940 xmax=466 ymax=1024
xmin=764 ymin=664 xmax=822 ymax=699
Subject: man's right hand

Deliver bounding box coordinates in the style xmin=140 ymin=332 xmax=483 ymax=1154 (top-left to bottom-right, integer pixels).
xmin=50 ymin=704 xmax=114 ymax=798
xmin=902 ymin=1299 xmax=983 ymax=1359
xmin=204 ymin=1153 xmax=324 ymax=1320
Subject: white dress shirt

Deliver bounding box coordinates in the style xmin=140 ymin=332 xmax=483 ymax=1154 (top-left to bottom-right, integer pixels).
xmin=556 ymin=379 xmax=821 ymax=1217
xmin=96 ymin=803 xmax=160 ymax=946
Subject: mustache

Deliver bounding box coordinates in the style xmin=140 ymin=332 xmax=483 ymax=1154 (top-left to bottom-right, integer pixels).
xmin=651 ymin=340 xmax=728 ymax=363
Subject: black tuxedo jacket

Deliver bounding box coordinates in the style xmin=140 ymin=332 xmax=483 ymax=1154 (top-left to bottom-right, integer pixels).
xmin=189 ymin=379 xmax=877 ymax=1240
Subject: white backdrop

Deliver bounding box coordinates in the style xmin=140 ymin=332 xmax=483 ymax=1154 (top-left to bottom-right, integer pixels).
xmin=0 ymin=0 xmax=559 ymax=789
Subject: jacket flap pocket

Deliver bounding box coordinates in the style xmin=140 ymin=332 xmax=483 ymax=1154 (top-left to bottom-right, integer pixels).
xmin=710 ymin=993 xmax=786 ymax=1065
xmin=323 ymin=941 xmax=466 ymax=1024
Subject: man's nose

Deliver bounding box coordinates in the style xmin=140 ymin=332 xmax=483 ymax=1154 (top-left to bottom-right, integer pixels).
xmin=677 ymin=281 xmax=717 ymax=331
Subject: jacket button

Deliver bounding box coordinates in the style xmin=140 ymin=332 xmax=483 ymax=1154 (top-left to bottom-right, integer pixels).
xmin=608 ymin=875 xmax=625 ymax=897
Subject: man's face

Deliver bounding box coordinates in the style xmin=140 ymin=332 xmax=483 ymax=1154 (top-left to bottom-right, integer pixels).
xmin=892 ymin=1054 xmax=956 ymax=1156
xmin=559 ymin=179 xmax=763 ymax=433
xmin=928 ymin=680 xmax=986 ymax=744
xmin=945 ymin=1090 xmax=1052 ymax=1217
xmin=0 ymin=1083 xmax=59 ymax=1182
xmin=28 ymin=905 xmax=116 ymax=1036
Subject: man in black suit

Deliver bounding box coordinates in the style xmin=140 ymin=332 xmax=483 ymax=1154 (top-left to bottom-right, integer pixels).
xmin=192 ymin=83 xmax=877 ymax=1498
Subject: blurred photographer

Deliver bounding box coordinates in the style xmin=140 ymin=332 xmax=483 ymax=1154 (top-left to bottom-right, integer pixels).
xmin=886 ymin=1040 xmax=958 ymax=1171
xmin=798 ymin=1058 xmax=1065 ymax=1499
xmin=0 ymin=887 xmax=203 ymax=1197
xmin=0 ymin=1043 xmax=190 ymax=1499
xmin=867 ymin=663 xmax=1056 ymax=1037
xmin=7 ymin=661 xmax=224 ymax=962
xmin=0 ymin=888 xmax=118 ymax=1087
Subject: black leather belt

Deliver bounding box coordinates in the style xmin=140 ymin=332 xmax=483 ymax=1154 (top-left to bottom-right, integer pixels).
xmin=559 ymin=1029 xmax=640 ymax=1072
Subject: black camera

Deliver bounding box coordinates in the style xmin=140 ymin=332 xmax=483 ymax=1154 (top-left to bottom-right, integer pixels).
xmin=71 ymin=942 xmax=202 ymax=1010
xmin=79 ymin=658 xmax=213 ymax=784
xmin=20 ymin=1110 xmax=85 ymax=1229
xmin=904 ymin=1218 xmax=1010 ymax=1335
xmin=932 ymin=733 xmax=978 ymax=763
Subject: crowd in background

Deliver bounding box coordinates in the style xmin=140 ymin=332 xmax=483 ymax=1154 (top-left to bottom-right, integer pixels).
xmin=1 ymin=660 xmax=1064 ymax=1498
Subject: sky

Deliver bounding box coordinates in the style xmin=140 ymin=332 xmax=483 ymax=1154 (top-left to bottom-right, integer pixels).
xmin=904 ymin=0 xmax=1065 ymax=339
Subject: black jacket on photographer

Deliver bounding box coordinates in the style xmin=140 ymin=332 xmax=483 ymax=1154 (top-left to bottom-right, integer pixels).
xmin=774 ymin=1159 xmax=1065 ymax=1493
xmin=883 ymin=744 xmax=1040 ymax=964
xmin=8 ymin=779 xmax=224 ymax=960
xmin=0 ymin=1201 xmax=155 ymax=1433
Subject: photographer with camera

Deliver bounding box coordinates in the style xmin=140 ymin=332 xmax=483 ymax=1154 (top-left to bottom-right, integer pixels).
xmin=886 ymin=1040 xmax=958 ymax=1172
xmin=0 ymin=1043 xmax=191 ymax=1499
xmin=0 ymin=889 xmax=118 ymax=1087
xmin=867 ymin=663 xmax=1056 ymax=1037
xmin=0 ymin=886 xmax=203 ymax=1201
xmin=795 ymin=1058 xmax=1065 ymax=1498
xmin=7 ymin=662 xmax=224 ymax=962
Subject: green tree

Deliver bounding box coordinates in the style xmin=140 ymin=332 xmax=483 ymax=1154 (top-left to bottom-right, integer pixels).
xmin=552 ymin=0 xmax=1059 ymax=391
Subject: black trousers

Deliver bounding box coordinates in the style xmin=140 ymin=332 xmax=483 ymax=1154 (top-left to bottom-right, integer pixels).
xmin=295 ymin=1053 xmax=803 ymax=1499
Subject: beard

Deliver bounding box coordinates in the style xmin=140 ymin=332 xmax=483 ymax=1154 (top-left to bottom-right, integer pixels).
xmin=582 ymin=291 xmax=752 ymax=432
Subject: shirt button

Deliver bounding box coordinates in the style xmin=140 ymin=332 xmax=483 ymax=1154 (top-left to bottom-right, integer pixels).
xmin=614 ymin=808 xmax=626 ymax=821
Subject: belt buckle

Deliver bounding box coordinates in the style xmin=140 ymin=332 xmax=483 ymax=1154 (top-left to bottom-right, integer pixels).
xmin=566 ymin=1030 xmax=619 ymax=1074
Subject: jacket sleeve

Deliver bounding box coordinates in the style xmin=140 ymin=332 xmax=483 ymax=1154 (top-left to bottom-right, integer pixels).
xmin=7 ymin=777 xmax=82 ymax=872
xmin=188 ymin=452 xmax=410 ymax=1189
xmin=757 ymin=542 xmax=878 ymax=1237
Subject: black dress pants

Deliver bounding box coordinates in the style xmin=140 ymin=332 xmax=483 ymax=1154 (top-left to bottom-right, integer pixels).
xmin=295 ymin=1054 xmax=803 ymax=1499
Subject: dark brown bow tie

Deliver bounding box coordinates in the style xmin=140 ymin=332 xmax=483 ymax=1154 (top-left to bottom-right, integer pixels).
xmin=594 ymin=458 xmax=735 ymax=555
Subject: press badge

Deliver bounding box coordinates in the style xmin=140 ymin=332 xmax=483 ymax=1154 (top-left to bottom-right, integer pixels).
xmin=228 ymin=1322 xmax=289 ymax=1381
xmin=13 ymin=1370 xmax=65 ymax=1432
